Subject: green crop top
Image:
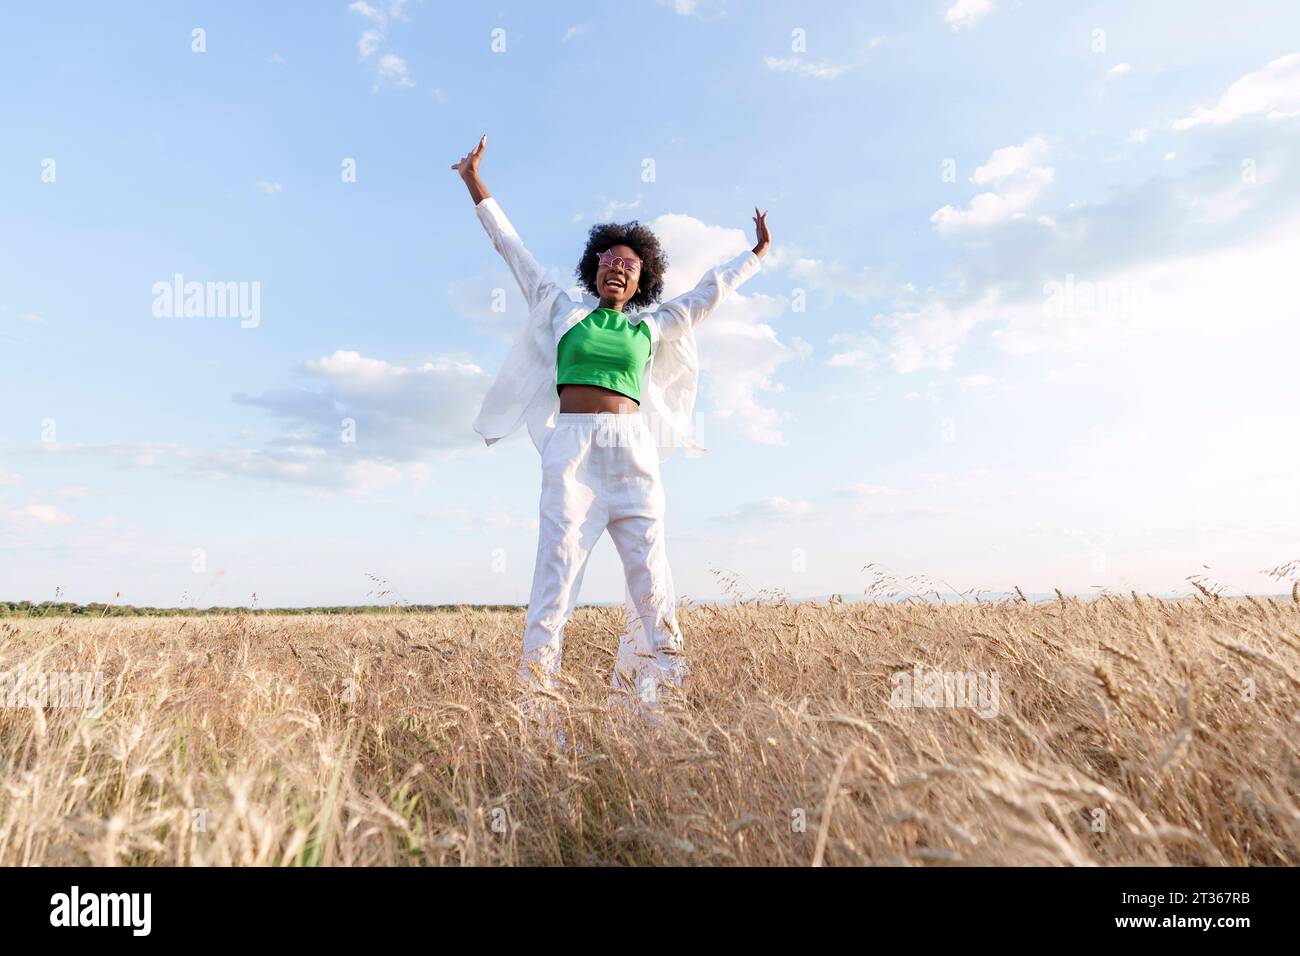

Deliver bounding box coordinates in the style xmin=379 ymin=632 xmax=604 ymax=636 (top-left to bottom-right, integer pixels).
xmin=556 ymin=307 xmax=653 ymax=404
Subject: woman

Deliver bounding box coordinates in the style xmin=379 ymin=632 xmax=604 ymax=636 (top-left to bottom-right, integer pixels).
xmin=452 ymin=134 xmax=770 ymax=717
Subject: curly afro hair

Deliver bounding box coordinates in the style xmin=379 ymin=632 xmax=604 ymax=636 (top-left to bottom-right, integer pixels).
xmin=574 ymin=221 xmax=668 ymax=312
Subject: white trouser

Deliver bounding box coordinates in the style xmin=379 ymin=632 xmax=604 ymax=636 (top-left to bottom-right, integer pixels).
xmin=520 ymin=412 xmax=687 ymax=712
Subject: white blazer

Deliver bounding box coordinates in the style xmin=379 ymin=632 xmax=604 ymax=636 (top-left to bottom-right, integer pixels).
xmin=469 ymin=195 xmax=762 ymax=458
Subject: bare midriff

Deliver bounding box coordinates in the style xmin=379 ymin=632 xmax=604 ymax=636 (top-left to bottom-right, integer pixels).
xmin=558 ymin=384 xmax=640 ymax=414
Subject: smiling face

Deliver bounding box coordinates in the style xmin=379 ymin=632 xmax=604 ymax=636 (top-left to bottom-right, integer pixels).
xmin=595 ymin=244 xmax=641 ymax=310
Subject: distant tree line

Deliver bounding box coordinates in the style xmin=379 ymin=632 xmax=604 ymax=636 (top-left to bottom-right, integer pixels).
xmin=0 ymin=601 xmax=525 ymax=618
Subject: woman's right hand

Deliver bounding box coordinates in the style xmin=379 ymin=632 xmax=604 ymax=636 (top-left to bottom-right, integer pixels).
xmin=451 ymin=134 xmax=487 ymax=181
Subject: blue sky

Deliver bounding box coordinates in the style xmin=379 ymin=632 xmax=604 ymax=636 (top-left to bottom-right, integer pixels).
xmin=2 ymin=0 xmax=1298 ymax=607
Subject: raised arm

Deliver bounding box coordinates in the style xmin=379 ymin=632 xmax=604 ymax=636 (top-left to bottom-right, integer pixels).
xmin=654 ymin=208 xmax=771 ymax=341
xmin=451 ymin=134 xmax=556 ymax=312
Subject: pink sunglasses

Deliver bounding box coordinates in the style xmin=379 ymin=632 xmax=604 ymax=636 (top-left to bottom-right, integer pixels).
xmin=597 ymin=250 xmax=641 ymax=273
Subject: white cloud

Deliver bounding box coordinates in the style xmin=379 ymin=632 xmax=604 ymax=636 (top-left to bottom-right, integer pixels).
xmin=835 ymin=483 xmax=900 ymax=498
xmin=1105 ymin=63 xmax=1132 ymax=80
xmin=600 ymin=195 xmax=642 ymax=218
xmin=345 ymin=458 xmax=430 ymax=496
xmin=876 ymin=289 xmax=1002 ymax=372
xmin=21 ymin=503 xmax=74 ymax=526
xmin=561 ymin=25 xmax=587 ymax=43
xmin=971 ymin=135 xmax=1051 ymax=186
xmin=696 ymin=293 xmax=792 ymax=445
xmin=0 ymin=467 xmax=21 ymax=486
xmin=1186 ymin=167 xmax=1276 ymax=224
xmin=885 ymin=143 xmax=1298 ymax=366
xmin=182 ymin=444 xmax=431 ymax=495
xmin=358 ymin=30 xmax=381 ymax=60
xmin=1127 ymin=127 xmax=1150 ymax=144
xmin=945 ymin=0 xmax=995 ymax=32
xmin=788 ymin=258 xmax=895 ymax=303
xmin=376 ymin=53 xmax=415 ymax=88
xmin=349 ymin=1 xmax=385 ymax=25
xmin=421 ymin=506 xmax=537 ymax=533
xmin=350 ymin=1 xmax=415 ymax=87
xmin=827 ymin=331 xmax=879 ymax=370
xmin=715 ymin=496 xmax=811 ymax=524
xmin=218 ymin=350 xmax=490 ymax=488
xmin=254 ymin=180 xmax=282 ymax=194
xmin=290 ymin=350 xmax=486 ymax=434
xmin=931 ymin=135 xmax=1055 ymax=236
xmin=21 ymin=312 xmax=45 ymax=324
xmin=38 ymin=441 xmax=177 ymax=468
xmin=651 ymin=213 xmax=797 ymax=444
xmin=959 ymin=374 xmax=994 ymax=389
xmin=836 ymin=300 xmax=964 ymax=371
xmin=1174 ymin=53 xmax=1300 ymax=130
xmin=660 ymin=0 xmax=728 ymax=18
xmin=763 ymin=56 xmax=851 ymax=80
xmin=991 ymin=206 xmax=1300 ymax=357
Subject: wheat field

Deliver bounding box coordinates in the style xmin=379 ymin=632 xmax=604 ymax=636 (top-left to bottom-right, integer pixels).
xmin=0 ymin=593 xmax=1297 ymax=866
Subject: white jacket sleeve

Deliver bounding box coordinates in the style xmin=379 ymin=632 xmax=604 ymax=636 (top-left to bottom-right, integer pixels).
xmin=653 ymin=249 xmax=762 ymax=343
xmin=474 ymin=196 xmax=558 ymax=313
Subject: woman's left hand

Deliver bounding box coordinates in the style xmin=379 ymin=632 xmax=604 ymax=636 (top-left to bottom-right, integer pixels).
xmin=751 ymin=207 xmax=771 ymax=260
